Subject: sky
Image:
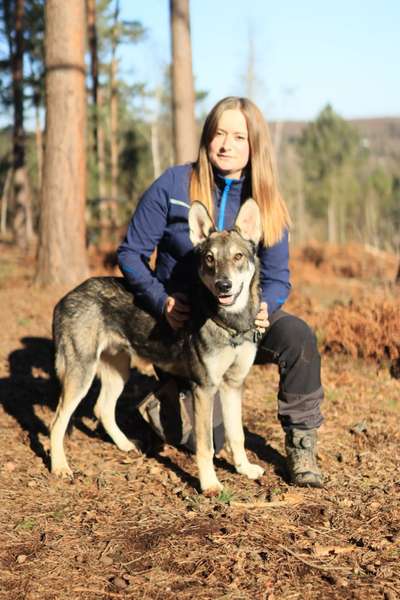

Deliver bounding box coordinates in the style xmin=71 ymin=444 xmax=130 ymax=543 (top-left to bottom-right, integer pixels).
xmin=119 ymin=0 xmax=400 ymax=122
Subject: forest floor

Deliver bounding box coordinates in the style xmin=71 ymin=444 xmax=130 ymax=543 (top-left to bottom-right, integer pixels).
xmin=0 ymin=241 xmax=399 ymax=600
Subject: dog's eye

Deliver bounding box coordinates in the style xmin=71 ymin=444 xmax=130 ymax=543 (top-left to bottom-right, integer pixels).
xmin=234 ymin=252 xmax=243 ymax=262
xmin=205 ymin=253 xmax=214 ymax=265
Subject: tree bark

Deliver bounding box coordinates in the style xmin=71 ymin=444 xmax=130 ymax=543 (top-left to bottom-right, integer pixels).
xmin=0 ymin=168 xmax=13 ymax=235
xmin=170 ymin=0 xmax=197 ymax=163
xmin=34 ymin=101 xmax=43 ymax=191
xmin=86 ymin=0 xmax=99 ymax=159
xmin=36 ymin=0 xmax=89 ymax=285
xmin=5 ymin=0 xmax=35 ymax=249
xmin=108 ymin=0 xmax=120 ymax=233
xmin=109 ymin=54 xmax=119 ymax=228
xmin=327 ymin=200 xmax=336 ymax=244
xmin=97 ymin=86 xmax=109 ymax=246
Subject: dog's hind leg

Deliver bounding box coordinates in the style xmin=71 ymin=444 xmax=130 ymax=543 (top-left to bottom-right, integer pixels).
xmin=94 ymin=351 xmax=139 ymax=453
xmin=51 ymin=362 xmax=97 ymax=478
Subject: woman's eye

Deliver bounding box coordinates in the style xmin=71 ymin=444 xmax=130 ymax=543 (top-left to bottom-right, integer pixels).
xmin=234 ymin=253 xmax=243 ymax=261
xmin=206 ymin=254 xmax=214 ymax=264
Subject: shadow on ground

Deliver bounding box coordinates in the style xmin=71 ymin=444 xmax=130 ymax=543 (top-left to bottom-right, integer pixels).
xmin=0 ymin=336 xmax=158 ymax=470
xmin=244 ymin=427 xmax=289 ymax=482
xmin=0 ymin=337 xmax=288 ymax=489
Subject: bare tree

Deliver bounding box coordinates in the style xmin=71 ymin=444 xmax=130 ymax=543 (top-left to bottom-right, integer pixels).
xmin=109 ymin=0 xmax=120 ymax=231
xmin=170 ymin=0 xmax=197 ymax=163
xmin=35 ymin=0 xmax=89 ymax=285
xmin=243 ymin=26 xmax=257 ymax=101
xmin=86 ymin=0 xmax=99 ymax=153
xmin=86 ymin=0 xmax=107 ymax=244
xmin=3 ymin=0 xmax=35 ymax=249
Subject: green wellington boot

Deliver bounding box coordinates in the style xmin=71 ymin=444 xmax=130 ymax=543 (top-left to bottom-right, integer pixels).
xmin=285 ymin=428 xmax=323 ymax=488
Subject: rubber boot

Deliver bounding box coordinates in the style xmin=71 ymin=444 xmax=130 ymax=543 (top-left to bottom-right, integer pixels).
xmin=285 ymin=428 xmax=323 ymax=488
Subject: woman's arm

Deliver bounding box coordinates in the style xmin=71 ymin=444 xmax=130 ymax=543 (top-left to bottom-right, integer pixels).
xmin=258 ymin=229 xmax=291 ymax=316
xmin=117 ymin=170 xmax=172 ymax=317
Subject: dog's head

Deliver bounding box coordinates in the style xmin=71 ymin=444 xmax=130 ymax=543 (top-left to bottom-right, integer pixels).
xmin=188 ymin=199 xmax=261 ymax=313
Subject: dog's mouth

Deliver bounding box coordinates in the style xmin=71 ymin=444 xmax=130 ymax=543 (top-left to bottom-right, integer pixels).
xmin=216 ymin=283 xmax=243 ymax=307
xmin=217 ymin=294 xmax=235 ymax=306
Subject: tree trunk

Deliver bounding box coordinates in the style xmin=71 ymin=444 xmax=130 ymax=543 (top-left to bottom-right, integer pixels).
xmin=296 ymin=189 xmax=306 ymax=245
xmin=34 ymin=101 xmax=43 ymax=191
xmin=35 ymin=0 xmax=89 ymax=285
xmin=327 ymin=199 xmax=336 ymax=244
xmin=327 ymin=176 xmax=337 ymax=244
xmin=244 ymin=30 xmax=256 ymax=101
xmin=170 ymin=0 xmax=197 ymax=163
xmin=6 ymin=0 xmax=35 ymax=250
xmin=97 ymin=86 xmax=109 ymax=246
xmin=151 ymin=87 xmax=162 ymax=179
xmin=0 ymin=168 xmax=13 ymax=235
xmin=151 ymin=120 xmax=162 ymax=180
xmin=108 ymin=0 xmax=120 ymax=234
xmin=109 ymin=54 xmax=119 ymax=228
xmin=86 ymin=0 xmax=99 ymax=160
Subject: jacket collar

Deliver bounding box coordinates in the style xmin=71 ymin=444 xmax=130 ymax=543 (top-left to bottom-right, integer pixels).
xmin=213 ymin=167 xmax=247 ymax=192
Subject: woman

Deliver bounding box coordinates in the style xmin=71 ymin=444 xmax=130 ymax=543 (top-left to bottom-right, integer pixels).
xmin=118 ymin=96 xmax=324 ymax=488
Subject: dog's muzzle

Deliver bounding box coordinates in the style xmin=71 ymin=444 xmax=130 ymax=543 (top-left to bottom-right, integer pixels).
xmin=215 ymin=278 xmax=232 ymax=295
xmin=215 ymin=280 xmax=243 ymax=307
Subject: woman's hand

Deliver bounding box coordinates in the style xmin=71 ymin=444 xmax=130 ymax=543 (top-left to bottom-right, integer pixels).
xmin=164 ymin=293 xmax=191 ymax=330
xmin=255 ymin=301 xmax=269 ymax=334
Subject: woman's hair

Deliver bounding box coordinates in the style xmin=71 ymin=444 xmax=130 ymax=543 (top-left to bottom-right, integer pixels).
xmin=189 ymin=96 xmax=291 ymax=246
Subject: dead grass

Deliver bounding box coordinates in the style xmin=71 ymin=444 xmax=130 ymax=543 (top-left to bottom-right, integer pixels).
xmin=0 ymin=242 xmax=399 ymax=599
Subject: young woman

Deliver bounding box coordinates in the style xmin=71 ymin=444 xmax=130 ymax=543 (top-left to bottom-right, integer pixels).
xmin=118 ymin=96 xmax=324 ymax=488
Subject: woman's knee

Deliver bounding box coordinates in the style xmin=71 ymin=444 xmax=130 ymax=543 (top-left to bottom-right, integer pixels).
xmin=268 ymin=315 xmax=318 ymax=360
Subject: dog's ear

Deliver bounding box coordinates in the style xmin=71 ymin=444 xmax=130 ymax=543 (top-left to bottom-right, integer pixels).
xmin=235 ymin=198 xmax=262 ymax=245
xmin=189 ymin=201 xmax=215 ymax=246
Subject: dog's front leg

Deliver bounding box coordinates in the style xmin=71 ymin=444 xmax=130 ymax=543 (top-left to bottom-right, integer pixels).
xmin=193 ymin=385 xmax=222 ymax=495
xmin=219 ymin=381 xmax=264 ymax=480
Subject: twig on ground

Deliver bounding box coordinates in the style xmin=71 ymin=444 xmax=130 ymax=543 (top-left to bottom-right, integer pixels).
xmin=278 ymin=544 xmax=351 ymax=573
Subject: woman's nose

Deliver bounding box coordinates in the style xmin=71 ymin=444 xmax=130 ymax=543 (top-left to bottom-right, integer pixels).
xmin=221 ymin=134 xmax=231 ymax=149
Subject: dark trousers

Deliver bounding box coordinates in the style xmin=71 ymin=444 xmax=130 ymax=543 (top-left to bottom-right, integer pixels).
xmin=255 ymin=309 xmax=324 ymax=431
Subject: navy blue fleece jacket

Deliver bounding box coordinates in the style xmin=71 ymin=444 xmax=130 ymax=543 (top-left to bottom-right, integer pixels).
xmin=118 ymin=163 xmax=291 ymax=318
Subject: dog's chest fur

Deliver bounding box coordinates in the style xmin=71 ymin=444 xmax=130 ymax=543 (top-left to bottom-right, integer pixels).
xmin=149 ymin=315 xmax=257 ymax=386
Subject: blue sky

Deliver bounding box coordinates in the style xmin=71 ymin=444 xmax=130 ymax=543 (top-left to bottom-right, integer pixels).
xmin=120 ymin=0 xmax=400 ymax=121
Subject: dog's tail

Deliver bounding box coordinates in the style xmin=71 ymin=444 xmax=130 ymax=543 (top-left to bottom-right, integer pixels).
xmin=54 ymin=341 xmax=66 ymax=381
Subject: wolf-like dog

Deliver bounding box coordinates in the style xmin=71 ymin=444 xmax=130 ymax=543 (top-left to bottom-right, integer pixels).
xmin=50 ymin=198 xmax=265 ymax=494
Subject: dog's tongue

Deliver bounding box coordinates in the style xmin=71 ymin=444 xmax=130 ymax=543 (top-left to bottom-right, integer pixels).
xmin=218 ymin=295 xmax=234 ymax=306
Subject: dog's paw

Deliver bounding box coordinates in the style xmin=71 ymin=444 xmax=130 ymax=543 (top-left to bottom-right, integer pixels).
xmin=200 ymin=475 xmax=223 ymax=496
xmin=116 ymin=438 xmax=141 ymax=453
xmin=51 ymin=465 xmax=74 ymax=480
xmin=202 ymin=482 xmax=224 ymax=497
xmin=237 ymin=462 xmax=264 ymax=480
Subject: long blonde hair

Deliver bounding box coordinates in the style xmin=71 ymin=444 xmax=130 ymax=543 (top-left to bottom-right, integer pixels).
xmin=189 ymin=96 xmax=291 ymax=246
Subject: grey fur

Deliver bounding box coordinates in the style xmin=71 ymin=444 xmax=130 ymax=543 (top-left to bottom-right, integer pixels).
xmin=51 ymin=199 xmax=265 ymax=493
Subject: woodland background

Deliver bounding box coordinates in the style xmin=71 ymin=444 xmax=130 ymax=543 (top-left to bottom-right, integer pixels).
xmin=0 ymin=2 xmax=399 ymax=599
xmin=0 ymin=0 xmax=399 ymax=279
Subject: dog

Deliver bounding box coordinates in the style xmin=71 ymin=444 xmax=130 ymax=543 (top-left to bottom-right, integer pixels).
xmin=50 ymin=198 xmax=265 ymax=494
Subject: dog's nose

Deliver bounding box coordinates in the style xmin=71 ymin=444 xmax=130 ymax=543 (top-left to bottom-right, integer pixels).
xmin=215 ymin=279 xmax=232 ymax=294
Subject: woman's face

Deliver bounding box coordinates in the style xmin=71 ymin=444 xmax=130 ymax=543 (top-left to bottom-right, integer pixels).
xmin=208 ymin=109 xmax=250 ymax=179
